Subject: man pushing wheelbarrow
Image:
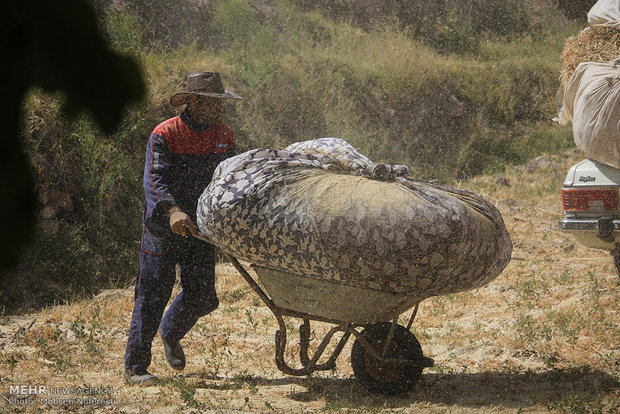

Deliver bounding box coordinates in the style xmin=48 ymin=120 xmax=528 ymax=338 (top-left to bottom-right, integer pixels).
xmin=124 ymin=72 xmax=241 ymax=385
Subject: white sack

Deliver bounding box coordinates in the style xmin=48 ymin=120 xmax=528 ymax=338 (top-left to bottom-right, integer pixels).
xmin=560 ymin=60 xmax=620 ymax=168
xmin=588 ymin=0 xmax=620 ymax=28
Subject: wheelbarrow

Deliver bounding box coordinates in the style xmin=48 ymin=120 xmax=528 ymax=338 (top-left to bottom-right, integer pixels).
xmin=193 ymin=138 xmax=516 ymax=394
xmin=211 ymin=245 xmax=435 ymax=395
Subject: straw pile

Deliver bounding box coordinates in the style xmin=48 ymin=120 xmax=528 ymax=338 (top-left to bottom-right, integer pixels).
xmin=561 ymin=24 xmax=620 ymax=86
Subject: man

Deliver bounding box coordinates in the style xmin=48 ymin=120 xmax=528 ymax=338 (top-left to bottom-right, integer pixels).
xmin=125 ymin=72 xmax=241 ymax=384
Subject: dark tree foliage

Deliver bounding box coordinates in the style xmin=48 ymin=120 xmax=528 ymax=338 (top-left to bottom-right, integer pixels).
xmin=1 ymin=0 xmax=144 ymax=279
xmin=556 ymin=0 xmax=598 ymax=21
xmin=294 ymin=0 xmax=532 ymax=55
xmin=92 ymin=0 xmax=218 ymax=48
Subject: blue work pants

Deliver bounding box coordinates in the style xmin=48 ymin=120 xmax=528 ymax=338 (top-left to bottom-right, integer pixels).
xmin=125 ymin=231 xmax=218 ymax=374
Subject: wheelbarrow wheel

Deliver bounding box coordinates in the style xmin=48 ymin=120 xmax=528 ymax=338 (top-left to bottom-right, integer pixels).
xmin=351 ymin=322 xmax=423 ymax=395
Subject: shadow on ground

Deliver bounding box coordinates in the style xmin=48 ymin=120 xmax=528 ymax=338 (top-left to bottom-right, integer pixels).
xmin=190 ymin=367 xmax=618 ymax=411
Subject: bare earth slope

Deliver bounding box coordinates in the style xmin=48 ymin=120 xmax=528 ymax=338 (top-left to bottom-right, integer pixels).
xmin=1 ymin=148 xmax=618 ymax=413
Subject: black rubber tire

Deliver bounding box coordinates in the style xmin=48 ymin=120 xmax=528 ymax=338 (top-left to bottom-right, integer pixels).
xmin=351 ymin=322 xmax=424 ymax=395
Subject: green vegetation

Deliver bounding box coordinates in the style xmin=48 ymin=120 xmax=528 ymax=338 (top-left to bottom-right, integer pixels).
xmin=5 ymin=0 xmax=584 ymax=311
xmin=170 ymin=377 xmax=209 ymax=409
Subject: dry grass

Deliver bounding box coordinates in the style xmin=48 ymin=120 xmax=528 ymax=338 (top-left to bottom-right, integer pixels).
xmin=1 ymin=148 xmax=618 ymax=413
xmin=320 ymin=26 xmax=452 ymax=102
xmin=560 ymin=25 xmax=620 ymax=87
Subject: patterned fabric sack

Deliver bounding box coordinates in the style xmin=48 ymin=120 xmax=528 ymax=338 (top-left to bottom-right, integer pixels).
xmin=197 ymin=138 xmax=512 ymax=297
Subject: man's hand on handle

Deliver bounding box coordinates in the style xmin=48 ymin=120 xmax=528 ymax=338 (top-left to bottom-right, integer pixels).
xmin=168 ymin=205 xmax=198 ymax=237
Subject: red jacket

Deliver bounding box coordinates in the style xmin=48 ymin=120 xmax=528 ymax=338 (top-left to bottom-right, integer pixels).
xmin=142 ymin=110 xmax=235 ymax=241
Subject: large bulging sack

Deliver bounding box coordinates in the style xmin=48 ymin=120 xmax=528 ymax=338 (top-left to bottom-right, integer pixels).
xmin=197 ymin=138 xmax=512 ymax=297
xmin=560 ymin=61 xmax=620 ymax=169
xmin=588 ymin=0 xmax=620 ymax=29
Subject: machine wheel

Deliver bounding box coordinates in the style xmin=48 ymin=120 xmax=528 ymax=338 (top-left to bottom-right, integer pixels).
xmin=351 ymin=322 xmax=424 ymax=395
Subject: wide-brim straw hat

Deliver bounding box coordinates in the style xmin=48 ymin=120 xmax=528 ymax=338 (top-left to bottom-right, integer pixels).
xmin=170 ymin=72 xmax=242 ymax=106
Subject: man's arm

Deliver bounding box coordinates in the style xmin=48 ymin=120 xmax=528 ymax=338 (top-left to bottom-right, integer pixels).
xmin=145 ymin=133 xmax=176 ymax=205
xmin=148 ymin=133 xmax=200 ymax=237
xmin=145 ymin=132 xmax=188 ymax=235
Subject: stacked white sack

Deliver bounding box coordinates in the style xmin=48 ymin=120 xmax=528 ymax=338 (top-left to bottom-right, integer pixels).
xmin=560 ymin=60 xmax=620 ymax=169
xmin=588 ymin=0 xmax=620 ymax=28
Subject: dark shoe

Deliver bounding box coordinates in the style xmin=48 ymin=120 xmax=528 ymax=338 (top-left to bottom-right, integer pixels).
xmin=124 ymin=370 xmax=158 ymax=385
xmin=158 ymin=328 xmax=186 ymax=371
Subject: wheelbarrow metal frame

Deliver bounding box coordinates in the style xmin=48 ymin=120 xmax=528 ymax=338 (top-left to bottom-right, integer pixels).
xmin=226 ymin=254 xmax=434 ymax=377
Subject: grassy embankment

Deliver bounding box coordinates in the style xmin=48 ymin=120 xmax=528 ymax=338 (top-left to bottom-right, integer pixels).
xmin=0 ymin=149 xmax=617 ymax=412
xmin=6 ymin=0 xmax=580 ymax=311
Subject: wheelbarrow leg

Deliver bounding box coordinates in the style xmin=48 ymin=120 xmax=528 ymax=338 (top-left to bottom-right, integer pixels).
xmin=299 ymin=319 xmax=351 ymax=371
xmin=319 ymin=330 xmax=351 ymax=370
xmin=381 ymin=318 xmax=398 ymax=357
xmin=225 ymin=255 xmax=352 ymax=376
xmin=299 ymin=319 xmax=311 ymax=366
xmin=275 ymin=323 xmax=347 ymax=375
xmin=406 ymin=303 xmax=420 ymax=330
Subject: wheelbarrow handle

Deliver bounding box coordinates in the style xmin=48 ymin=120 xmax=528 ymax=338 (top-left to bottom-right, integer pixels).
xmin=192 ymin=233 xmax=214 ymax=244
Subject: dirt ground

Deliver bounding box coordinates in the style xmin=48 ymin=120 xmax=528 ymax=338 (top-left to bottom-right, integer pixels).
xmin=1 ymin=149 xmax=618 ymax=413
